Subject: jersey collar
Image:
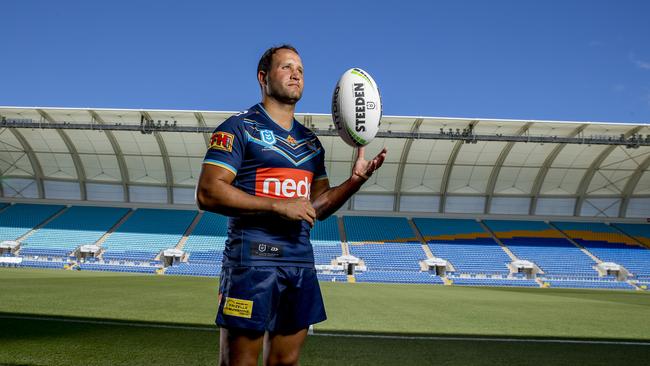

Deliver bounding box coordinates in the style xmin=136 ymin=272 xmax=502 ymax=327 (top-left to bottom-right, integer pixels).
xmin=255 ymin=103 xmax=295 ymax=132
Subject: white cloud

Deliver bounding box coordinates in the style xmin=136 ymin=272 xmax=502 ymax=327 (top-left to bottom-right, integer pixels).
xmin=630 ymin=53 xmax=650 ymax=70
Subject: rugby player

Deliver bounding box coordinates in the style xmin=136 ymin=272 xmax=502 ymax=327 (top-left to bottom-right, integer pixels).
xmin=196 ymin=44 xmax=387 ymax=366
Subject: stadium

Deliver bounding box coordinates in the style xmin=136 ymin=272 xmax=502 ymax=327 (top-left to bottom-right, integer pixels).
xmin=1 ymin=106 xmax=650 ymax=365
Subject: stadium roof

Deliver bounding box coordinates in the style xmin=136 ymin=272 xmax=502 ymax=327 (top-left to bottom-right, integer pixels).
xmin=1 ymin=106 xmax=649 ymax=218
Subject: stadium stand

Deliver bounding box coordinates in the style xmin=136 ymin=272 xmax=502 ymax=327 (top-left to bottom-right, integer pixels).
xmin=348 ymin=242 xmax=425 ymax=271
xmin=18 ymin=260 xmax=66 ymax=270
xmin=79 ymin=262 xmax=157 ymax=274
xmin=553 ymin=221 xmax=650 ymax=278
xmin=316 ymin=272 xmax=348 ymax=282
xmin=311 ymin=216 xmax=343 ymax=266
xmin=0 ymin=202 xmax=645 ymax=291
xmin=101 ymin=208 xmax=197 ymax=262
xmin=355 ymin=270 xmax=444 ymax=284
xmin=449 ymin=277 xmax=538 ymax=288
xmin=611 ymin=223 xmax=650 ymax=247
xmin=19 ymin=206 xmax=129 ymax=257
xmin=344 ymin=216 xmax=417 ymax=242
xmin=414 ymin=218 xmax=511 ymax=275
xmin=542 ymin=278 xmax=635 ymax=290
xmin=343 ymin=216 xmax=429 ymax=284
xmin=166 ymin=211 xmax=226 ymax=277
xmin=484 ymin=220 xmax=598 ymax=276
xmin=0 ymin=204 xmax=65 ymax=242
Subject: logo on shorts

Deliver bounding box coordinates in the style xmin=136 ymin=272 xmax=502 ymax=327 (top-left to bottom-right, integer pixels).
xmin=223 ymin=297 xmax=253 ymax=319
xmin=209 ymin=131 xmax=234 ymax=152
xmin=251 ymin=243 xmax=283 ymax=258
xmin=260 ymin=129 xmax=276 ymax=146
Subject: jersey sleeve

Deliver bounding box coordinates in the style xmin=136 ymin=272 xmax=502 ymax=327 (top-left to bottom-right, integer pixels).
xmin=203 ymin=116 xmax=247 ymax=175
xmin=313 ymin=138 xmax=328 ymax=181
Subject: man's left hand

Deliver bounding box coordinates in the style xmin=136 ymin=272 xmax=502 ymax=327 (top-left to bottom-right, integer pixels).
xmin=352 ymin=147 xmax=387 ymax=181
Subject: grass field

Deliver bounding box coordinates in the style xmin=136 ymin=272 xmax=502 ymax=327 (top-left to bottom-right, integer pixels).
xmin=1 ymin=268 xmax=649 ymax=365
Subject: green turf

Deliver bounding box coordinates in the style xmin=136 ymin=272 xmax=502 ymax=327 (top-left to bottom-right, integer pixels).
xmin=2 ymin=317 xmax=650 ymax=366
xmin=1 ymin=268 xmax=650 ymax=365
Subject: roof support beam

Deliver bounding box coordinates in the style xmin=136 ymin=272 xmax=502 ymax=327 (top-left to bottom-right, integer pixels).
xmin=394 ymin=118 xmax=423 ymax=211
xmin=37 ymin=109 xmax=87 ymax=200
xmin=89 ymin=110 xmax=130 ymax=202
xmin=2 ymin=119 xmax=647 ymax=147
xmin=439 ymin=121 xmax=478 ymax=213
xmin=574 ymin=126 xmax=642 ymax=217
xmin=619 ymin=153 xmax=650 ymax=217
xmin=484 ymin=122 xmax=532 ymax=213
xmin=0 ymin=127 xmax=30 ymax=197
xmin=7 ymin=129 xmax=45 ymax=198
xmin=142 ymin=112 xmax=174 ymax=204
xmin=529 ymin=124 xmax=588 ymax=215
xmin=194 ymin=112 xmax=210 ymax=147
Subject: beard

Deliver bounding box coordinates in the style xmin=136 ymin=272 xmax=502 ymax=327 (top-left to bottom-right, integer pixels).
xmin=266 ymin=79 xmax=303 ymax=105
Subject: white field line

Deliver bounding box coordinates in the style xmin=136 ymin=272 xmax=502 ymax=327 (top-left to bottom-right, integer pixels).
xmin=2 ymin=314 xmax=650 ymax=347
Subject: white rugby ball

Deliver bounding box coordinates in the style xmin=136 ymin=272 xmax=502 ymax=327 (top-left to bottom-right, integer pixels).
xmin=331 ymin=68 xmax=382 ymax=147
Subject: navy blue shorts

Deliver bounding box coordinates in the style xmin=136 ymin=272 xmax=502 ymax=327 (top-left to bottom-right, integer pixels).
xmin=216 ymin=266 xmax=327 ymax=333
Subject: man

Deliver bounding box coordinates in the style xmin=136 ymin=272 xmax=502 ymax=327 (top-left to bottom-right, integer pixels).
xmin=196 ymin=44 xmax=387 ymax=366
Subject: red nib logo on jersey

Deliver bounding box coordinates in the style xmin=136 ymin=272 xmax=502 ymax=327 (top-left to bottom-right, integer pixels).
xmin=209 ymin=131 xmax=234 ymax=152
xmin=255 ymin=168 xmax=313 ymax=199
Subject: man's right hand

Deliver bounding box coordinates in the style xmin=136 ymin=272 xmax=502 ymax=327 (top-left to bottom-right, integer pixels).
xmin=272 ymin=197 xmax=316 ymax=227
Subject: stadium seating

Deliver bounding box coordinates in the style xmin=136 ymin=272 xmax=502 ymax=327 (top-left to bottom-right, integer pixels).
xmin=19 ymin=206 xmax=129 ymax=257
xmin=414 ymin=218 xmax=511 ymax=275
xmin=182 ymin=211 xmax=227 ymax=265
xmin=311 ymin=215 xmax=340 ymax=242
xmin=0 ymin=204 xmax=65 ymax=242
xmin=311 ymin=216 xmax=343 ymax=265
xmin=316 ymin=273 xmax=348 ymax=282
xmin=0 ymin=202 xmax=645 ymax=291
xmin=553 ymin=221 xmax=650 ymax=277
xmin=348 ymin=242 xmax=426 ymax=271
xmin=18 ymin=260 xmax=66 ymax=269
xmin=355 ymin=270 xmax=444 ymax=284
xmin=613 ymin=223 xmax=650 ymax=247
xmin=165 ymin=262 xmax=220 ymax=277
xmin=101 ymin=208 xmax=197 ymax=261
xmin=79 ymin=263 xmax=157 ymax=274
xmin=344 ymin=216 xmax=417 ymax=242
xmin=449 ymin=277 xmax=539 ymax=288
xmin=543 ymin=279 xmax=635 ymax=290
xmin=485 ymin=220 xmax=598 ymax=276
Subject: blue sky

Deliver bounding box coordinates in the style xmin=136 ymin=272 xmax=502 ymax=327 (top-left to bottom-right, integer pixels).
xmin=1 ymin=0 xmax=649 ymax=123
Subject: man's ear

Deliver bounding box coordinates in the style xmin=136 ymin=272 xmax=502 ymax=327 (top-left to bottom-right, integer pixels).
xmin=258 ymin=71 xmax=267 ymax=87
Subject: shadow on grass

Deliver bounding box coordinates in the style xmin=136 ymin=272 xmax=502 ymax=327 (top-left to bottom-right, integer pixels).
xmin=2 ymin=311 xmax=650 ymax=345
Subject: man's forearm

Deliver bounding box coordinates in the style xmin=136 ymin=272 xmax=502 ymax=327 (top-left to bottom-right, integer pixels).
xmin=312 ymin=176 xmax=366 ymax=220
xmin=197 ymin=180 xmax=277 ymax=216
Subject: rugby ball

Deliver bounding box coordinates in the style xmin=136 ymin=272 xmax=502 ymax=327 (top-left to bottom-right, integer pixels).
xmin=331 ymin=68 xmax=382 ymax=147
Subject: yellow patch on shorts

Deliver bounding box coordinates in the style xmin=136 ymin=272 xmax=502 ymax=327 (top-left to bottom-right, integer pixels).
xmin=223 ymin=297 xmax=253 ymax=318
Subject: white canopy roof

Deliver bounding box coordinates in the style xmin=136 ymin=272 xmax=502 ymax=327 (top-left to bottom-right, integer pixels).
xmin=1 ymin=106 xmax=648 ymax=218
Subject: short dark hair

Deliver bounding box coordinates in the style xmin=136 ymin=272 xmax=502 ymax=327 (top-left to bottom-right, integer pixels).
xmin=257 ymin=44 xmax=299 ymax=76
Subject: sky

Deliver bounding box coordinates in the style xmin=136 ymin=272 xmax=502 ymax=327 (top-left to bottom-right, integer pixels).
xmin=1 ymin=0 xmax=649 ymax=123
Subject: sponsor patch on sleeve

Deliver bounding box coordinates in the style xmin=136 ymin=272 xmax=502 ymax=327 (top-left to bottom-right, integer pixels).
xmin=223 ymin=297 xmax=253 ymax=318
xmin=209 ymin=131 xmax=234 ymax=152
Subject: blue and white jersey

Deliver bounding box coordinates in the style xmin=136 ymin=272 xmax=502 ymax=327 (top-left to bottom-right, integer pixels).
xmin=203 ymin=103 xmax=327 ymax=267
